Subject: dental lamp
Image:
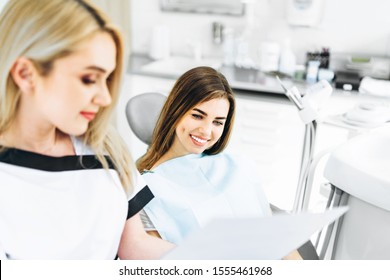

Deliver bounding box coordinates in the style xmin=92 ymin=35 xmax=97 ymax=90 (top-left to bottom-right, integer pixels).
xmin=277 ymin=77 xmax=333 ymax=213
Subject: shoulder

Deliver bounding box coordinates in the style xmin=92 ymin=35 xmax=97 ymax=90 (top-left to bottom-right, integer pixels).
xmin=202 ymin=152 xmax=254 ymax=168
xmin=152 ymin=152 xmax=255 ymax=170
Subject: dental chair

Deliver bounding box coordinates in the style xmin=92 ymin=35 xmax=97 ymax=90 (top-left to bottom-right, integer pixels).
xmin=125 ymin=92 xmax=319 ymax=260
xmin=125 ymin=92 xmax=167 ymax=145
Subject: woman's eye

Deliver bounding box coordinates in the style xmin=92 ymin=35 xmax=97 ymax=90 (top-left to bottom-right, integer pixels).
xmin=81 ymin=76 xmax=96 ymax=85
xmin=106 ymin=75 xmax=113 ymax=85
xmin=213 ymin=120 xmax=224 ymax=126
xmin=192 ymin=114 xmax=203 ymax=120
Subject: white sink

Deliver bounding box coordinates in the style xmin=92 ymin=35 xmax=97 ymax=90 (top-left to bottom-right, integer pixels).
xmin=324 ymin=125 xmax=390 ymax=211
xmin=140 ymin=56 xmax=222 ymax=77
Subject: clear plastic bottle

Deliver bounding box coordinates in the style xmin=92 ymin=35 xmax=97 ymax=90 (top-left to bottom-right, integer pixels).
xmin=279 ymin=38 xmax=296 ymax=77
xmin=223 ymin=27 xmax=235 ymax=66
xmin=306 ymin=60 xmax=320 ymax=84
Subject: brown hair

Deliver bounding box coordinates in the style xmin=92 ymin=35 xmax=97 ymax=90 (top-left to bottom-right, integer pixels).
xmin=137 ymin=66 xmax=236 ymax=172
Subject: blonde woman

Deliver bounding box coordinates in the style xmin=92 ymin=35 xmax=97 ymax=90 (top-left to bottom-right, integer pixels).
xmin=0 ymin=0 xmax=173 ymax=259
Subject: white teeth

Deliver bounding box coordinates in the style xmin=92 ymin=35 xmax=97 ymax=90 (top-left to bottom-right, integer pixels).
xmin=191 ymin=135 xmax=207 ymax=144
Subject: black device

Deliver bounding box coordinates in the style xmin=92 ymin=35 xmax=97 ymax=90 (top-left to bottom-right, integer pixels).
xmin=334 ymin=71 xmax=361 ymax=91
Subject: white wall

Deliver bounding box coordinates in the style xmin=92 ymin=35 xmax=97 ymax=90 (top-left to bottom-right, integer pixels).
xmin=0 ymin=0 xmax=8 ymax=13
xmin=91 ymin=0 xmax=131 ymax=56
xmin=130 ymin=0 xmax=390 ymax=64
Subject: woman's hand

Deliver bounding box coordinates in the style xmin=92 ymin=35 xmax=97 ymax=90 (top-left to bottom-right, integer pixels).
xmin=117 ymin=213 xmax=175 ymax=260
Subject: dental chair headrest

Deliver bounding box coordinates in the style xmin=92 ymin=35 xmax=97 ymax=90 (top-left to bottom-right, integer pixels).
xmin=125 ymin=92 xmax=166 ymax=145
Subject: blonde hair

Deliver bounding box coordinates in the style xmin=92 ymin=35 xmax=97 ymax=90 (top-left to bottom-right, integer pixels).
xmin=0 ymin=0 xmax=134 ymax=193
xmin=137 ymin=66 xmax=236 ymax=172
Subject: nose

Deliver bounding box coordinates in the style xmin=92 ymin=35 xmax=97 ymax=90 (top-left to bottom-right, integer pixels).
xmin=199 ymin=121 xmax=213 ymax=136
xmin=93 ymin=84 xmax=112 ymax=107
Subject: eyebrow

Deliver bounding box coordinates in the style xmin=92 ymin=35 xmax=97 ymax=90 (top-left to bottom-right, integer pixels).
xmin=85 ymin=65 xmax=110 ymax=73
xmin=193 ymin=108 xmax=227 ymax=120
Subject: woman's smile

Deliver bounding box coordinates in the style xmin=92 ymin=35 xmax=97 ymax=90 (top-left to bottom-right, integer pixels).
xmin=190 ymin=134 xmax=209 ymax=146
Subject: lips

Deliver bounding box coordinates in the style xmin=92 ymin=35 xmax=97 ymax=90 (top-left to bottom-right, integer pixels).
xmin=190 ymin=134 xmax=208 ymax=146
xmin=80 ymin=111 xmax=97 ymax=121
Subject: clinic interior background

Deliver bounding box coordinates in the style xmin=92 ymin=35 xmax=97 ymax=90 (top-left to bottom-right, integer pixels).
xmin=2 ymin=0 xmax=389 ymax=77
xmin=130 ymin=0 xmax=390 ymax=63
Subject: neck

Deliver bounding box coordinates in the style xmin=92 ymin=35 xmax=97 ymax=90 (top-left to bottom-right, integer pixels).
xmin=151 ymin=148 xmax=189 ymax=170
xmin=0 ymin=119 xmax=75 ymax=157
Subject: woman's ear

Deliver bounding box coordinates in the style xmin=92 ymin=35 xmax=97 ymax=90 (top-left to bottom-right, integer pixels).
xmin=10 ymin=57 xmax=38 ymax=93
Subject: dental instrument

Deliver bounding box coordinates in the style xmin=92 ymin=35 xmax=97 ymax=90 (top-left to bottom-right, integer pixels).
xmin=276 ymin=76 xmax=304 ymax=110
xmin=276 ymin=77 xmax=333 ymax=213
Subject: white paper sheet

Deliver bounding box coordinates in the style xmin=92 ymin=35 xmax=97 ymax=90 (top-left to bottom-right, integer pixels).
xmin=162 ymin=207 xmax=348 ymax=260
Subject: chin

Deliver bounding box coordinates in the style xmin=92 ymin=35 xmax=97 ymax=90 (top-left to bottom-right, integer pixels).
xmin=191 ymin=147 xmax=207 ymax=154
xmin=60 ymin=124 xmax=89 ymax=137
